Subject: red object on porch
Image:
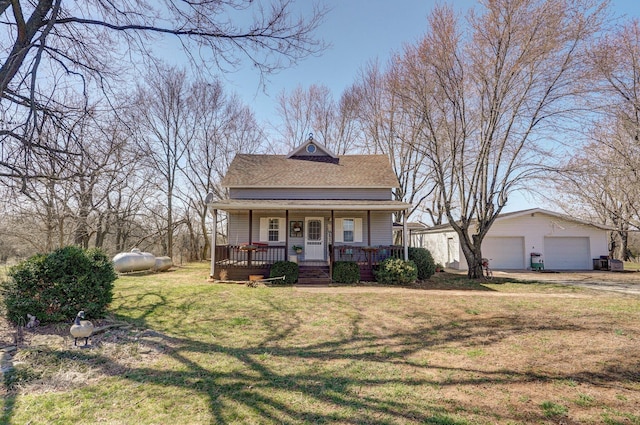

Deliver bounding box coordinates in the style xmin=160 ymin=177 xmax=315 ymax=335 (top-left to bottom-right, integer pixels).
xmin=240 ymin=242 xmax=268 ymax=251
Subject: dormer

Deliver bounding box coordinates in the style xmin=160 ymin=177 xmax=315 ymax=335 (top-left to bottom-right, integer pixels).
xmin=286 ymin=134 xmax=339 ymax=163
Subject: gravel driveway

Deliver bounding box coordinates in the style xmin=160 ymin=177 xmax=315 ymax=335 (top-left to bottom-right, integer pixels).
xmin=493 ymin=269 xmax=640 ymax=295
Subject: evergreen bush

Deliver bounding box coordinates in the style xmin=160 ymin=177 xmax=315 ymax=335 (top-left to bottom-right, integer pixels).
xmin=269 ymin=261 xmax=298 ymax=285
xmin=1 ymin=246 xmax=116 ymax=324
xmin=332 ymin=261 xmax=360 ymax=284
xmin=408 ymin=247 xmax=436 ymax=280
xmin=374 ymin=258 xmax=418 ymax=285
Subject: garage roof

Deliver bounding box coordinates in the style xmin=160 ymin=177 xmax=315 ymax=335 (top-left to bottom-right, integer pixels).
xmin=415 ymin=208 xmax=614 ymax=233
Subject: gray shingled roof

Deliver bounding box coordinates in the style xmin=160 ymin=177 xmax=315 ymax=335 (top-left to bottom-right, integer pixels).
xmin=222 ymin=154 xmax=400 ymax=188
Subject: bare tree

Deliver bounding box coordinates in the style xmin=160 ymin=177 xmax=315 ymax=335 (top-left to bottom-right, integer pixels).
xmin=334 ymin=86 xmax=362 ymax=155
xmin=275 ymin=84 xmax=329 ymax=149
xmin=590 ymin=19 xmax=640 ymax=139
xmin=0 ymin=0 xmax=327 ymax=185
xmin=551 ymin=20 xmax=640 ymax=261
xmin=552 ymin=123 xmax=639 ymax=260
xmin=275 ymin=84 xmax=317 ymax=148
xmin=0 ymin=99 xmax=157 ymax=256
xmin=275 ymin=83 xmax=359 ymax=154
xmin=71 ymin=111 xmax=155 ymax=252
xmin=181 ymin=78 xmax=264 ymax=260
xmin=398 ymin=0 xmax=606 ymax=278
xmin=351 ymin=60 xmax=439 ymax=232
xmin=133 ymin=66 xmax=197 ymax=258
xmin=1 ymin=98 xmax=101 ymax=252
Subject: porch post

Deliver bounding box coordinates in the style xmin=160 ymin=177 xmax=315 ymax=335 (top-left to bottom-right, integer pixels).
xmin=209 ymin=208 xmax=217 ymax=279
xmin=286 ymin=209 xmax=289 ymax=260
xmin=330 ymin=209 xmax=335 ymax=277
xmin=403 ymin=209 xmax=409 ymax=261
xmin=367 ymin=210 xmax=371 ymax=246
xmin=248 ymin=210 xmax=253 ymax=266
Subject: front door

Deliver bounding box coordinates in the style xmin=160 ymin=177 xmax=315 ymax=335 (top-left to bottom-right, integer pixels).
xmin=305 ymin=217 xmax=324 ymax=260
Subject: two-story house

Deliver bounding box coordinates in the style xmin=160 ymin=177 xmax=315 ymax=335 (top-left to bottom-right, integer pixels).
xmin=207 ymin=137 xmax=410 ymax=283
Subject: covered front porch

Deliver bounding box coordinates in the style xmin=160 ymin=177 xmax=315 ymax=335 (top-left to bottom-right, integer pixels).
xmin=206 ymin=199 xmax=411 ymax=283
xmin=212 ymin=243 xmax=405 ymax=282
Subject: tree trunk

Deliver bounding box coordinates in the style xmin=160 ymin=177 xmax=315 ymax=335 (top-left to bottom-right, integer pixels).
xmin=166 ymin=188 xmax=173 ymax=258
xmin=614 ymin=230 xmax=630 ymax=261
xmin=459 ymin=233 xmax=484 ymax=279
xmin=201 ymin=214 xmax=210 ymax=261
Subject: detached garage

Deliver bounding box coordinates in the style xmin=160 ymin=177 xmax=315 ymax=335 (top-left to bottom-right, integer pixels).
xmin=483 ymin=237 xmax=525 ymax=269
xmin=544 ymin=237 xmax=591 ymax=270
xmin=411 ymin=208 xmax=611 ymax=271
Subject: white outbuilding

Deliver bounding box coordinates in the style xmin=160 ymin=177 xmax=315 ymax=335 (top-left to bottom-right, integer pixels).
xmin=411 ymin=208 xmax=612 ymax=271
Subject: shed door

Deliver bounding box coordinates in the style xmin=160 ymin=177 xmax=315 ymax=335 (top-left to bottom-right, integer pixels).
xmin=447 ymin=237 xmax=455 ymax=265
xmin=305 ymin=217 xmax=324 ymax=260
xmin=482 ymin=237 xmax=525 ymax=269
xmin=544 ymin=237 xmax=590 ymax=270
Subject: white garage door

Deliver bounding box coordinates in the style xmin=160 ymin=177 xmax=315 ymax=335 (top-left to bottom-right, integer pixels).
xmin=483 ymin=237 xmax=525 ymax=269
xmin=544 ymin=237 xmax=590 ymax=270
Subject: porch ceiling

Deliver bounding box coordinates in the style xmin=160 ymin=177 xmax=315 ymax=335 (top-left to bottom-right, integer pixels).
xmin=208 ymin=199 xmax=410 ymax=211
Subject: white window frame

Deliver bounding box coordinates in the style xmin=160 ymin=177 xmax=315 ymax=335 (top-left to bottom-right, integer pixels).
xmin=334 ymin=217 xmax=363 ymax=243
xmin=343 ymin=218 xmax=355 ymax=242
xmin=259 ymin=217 xmax=285 ymax=242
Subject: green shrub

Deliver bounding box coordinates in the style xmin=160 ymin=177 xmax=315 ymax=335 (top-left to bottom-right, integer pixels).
xmin=332 ymin=261 xmax=360 ymax=284
xmin=408 ymin=247 xmax=436 ymax=280
xmin=374 ymin=258 xmax=418 ymax=285
xmin=269 ymin=261 xmax=298 ymax=285
xmin=1 ymin=246 xmax=116 ymax=324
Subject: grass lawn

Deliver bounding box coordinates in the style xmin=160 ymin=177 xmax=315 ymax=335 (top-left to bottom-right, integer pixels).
xmin=1 ymin=262 xmax=639 ymax=424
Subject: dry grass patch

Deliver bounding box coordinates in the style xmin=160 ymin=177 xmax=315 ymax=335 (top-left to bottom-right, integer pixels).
xmin=1 ymin=263 xmax=639 ymax=424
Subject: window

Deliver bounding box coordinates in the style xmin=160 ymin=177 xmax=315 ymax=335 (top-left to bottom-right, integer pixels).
xmin=306 ymin=143 xmax=316 ymax=153
xmin=268 ymin=218 xmax=280 ymax=242
xmin=259 ymin=217 xmax=285 ymax=242
xmin=308 ymin=219 xmax=322 ymax=241
xmin=334 ymin=218 xmax=362 ymax=243
xmin=343 ymin=218 xmax=354 ymax=242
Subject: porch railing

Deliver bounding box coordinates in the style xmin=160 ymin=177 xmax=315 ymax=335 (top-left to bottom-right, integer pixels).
xmin=332 ymin=245 xmax=404 ymax=267
xmin=213 ymin=244 xmax=404 ymax=271
xmin=214 ymin=244 xmax=287 ymax=267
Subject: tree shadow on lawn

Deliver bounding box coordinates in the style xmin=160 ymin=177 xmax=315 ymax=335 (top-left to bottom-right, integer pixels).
xmin=4 ymin=299 xmax=639 ymax=424
xmin=0 ymin=391 xmax=16 ymax=425
xmin=412 ymin=272 xmax=508 ymax=290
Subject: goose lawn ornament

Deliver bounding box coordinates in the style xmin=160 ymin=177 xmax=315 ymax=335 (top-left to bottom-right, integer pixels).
xmin=26 ymin=313 xmax=39 ymax=328
xmin=70 ymin=311 xmax=94 ymax=346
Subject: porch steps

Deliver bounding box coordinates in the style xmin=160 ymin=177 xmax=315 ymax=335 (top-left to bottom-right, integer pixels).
xmin=297 ymin=264 xmax=331 ymax=285
xmin=359 ymin=267 xmax=374 ymax=282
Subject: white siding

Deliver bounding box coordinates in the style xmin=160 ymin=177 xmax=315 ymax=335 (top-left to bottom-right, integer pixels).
xmin=227 ymin=212 xmax=249 ymax=245
xmin=333 ymin=211 xmax=393 ymax=246
xmin=481 ymin=212 xmax=607 ymax=270
xmin=227 ymin=210 xmax=395 ymax=249
xmin=227 ymin=212 xmax=288 ymax=245
xmin=369 ymin=211 xmax=393 ymax=245
xmin=412 ymin=210 xmax=609 ymax=271
xmin=544 ymin=237 xmax=591 ymax=270
xmin=483 ymin=237 xmax=525 ymax=269
xmin=418 ymin=231 xmax=460 ymax=269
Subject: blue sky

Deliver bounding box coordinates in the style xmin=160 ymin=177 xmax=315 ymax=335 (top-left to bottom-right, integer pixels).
xmin=230 ymin=1 xmax=475 ymax=127
xmin=229 ymin=0 xmax=640 ymax=129
xmin=218 ymin=0 xmax=639 ymax=212
xmin=168 ymin=1 xmax=636 ymax=213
